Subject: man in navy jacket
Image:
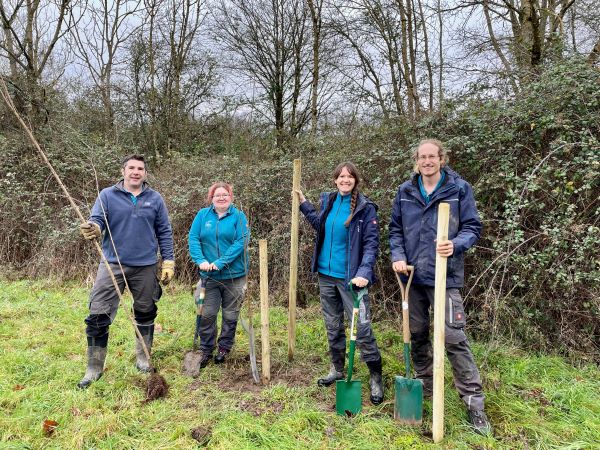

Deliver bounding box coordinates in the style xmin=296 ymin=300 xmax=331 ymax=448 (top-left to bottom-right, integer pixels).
xmin=77 ymin=154 xmax=174 ymax=389
xmin=389 ymin=139 xmax=491 ymax=435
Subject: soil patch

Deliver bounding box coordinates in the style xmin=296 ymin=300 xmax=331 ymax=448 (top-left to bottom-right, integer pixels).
xmin=190 ymin=425 xmax=212 ymax=445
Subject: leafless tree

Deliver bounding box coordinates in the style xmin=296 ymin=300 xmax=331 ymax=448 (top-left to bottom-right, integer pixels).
xmin=330 ymin=0 xmax=441 ymax=120
xmin=126 ymin=0 xmax=216 ymax=158
xmin=212 ymin=0 xmax=312 ymax=148
xmin=69 ymin=0 xmax=142 ymax=135
xmin=0 ymin=0 xmax=73 ymax=120
xmin=306 ymin=0 xmax=322 ymax=132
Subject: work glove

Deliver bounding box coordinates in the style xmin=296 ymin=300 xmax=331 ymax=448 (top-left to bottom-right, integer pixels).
xmin=160 ymin=260 xmax=175 ymax=285
xmin=79 ymin=222 xmax=101 ymax=240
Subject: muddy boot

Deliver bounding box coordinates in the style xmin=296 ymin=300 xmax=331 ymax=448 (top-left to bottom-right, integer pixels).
xmin=135 ymin=324 xmax=154 ymax=373
xmin=318 ymin=351 xmax=345 ymax=387
xmin=469 ymin=409 xmax=492 ymax=436
xmin=199 ymin=351 xmax=212 ymax=369
xmin=317 ymin=364 xmax=344 ymax=387
xmin=77 ymin=342 xmax=108 ymax=389
xmin=367 ymin=358 xmax=384 ymax=405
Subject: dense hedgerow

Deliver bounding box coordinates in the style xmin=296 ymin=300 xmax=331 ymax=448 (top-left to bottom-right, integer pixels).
xmin=0 ymin=58 xmax=598 ymax=358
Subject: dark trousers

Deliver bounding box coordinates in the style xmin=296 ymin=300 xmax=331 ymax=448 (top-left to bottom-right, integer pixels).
xmin=198 ymin=276 xmax=246 ymax=354
xmin=318 ymin=274 xmax=381 ymax=366
xmin=409 ymin=285 xmax=485 ymax=411
xmin=85 ymin=263 xmax=161 ymax=346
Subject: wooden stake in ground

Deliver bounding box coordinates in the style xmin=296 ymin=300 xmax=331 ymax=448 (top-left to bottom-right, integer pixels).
xmin=433 ymin=202 xmax=450 ymax=443
xmin=288 ymin=158 xmax=301 ymax=361
xmin=259 ymin=239 xmax=271 ymax=384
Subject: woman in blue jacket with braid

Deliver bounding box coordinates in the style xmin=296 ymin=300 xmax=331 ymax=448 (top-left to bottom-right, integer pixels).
xmin=188 ymin=182 xmax=250 ymax=369
xmin=296 ymin=162 xmax=384 ymax=405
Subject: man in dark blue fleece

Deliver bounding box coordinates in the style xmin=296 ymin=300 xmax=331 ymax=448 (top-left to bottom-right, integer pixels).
xmin=389 ymin=139 xmax=492 ymax=435
xmin=77 ymin=154 xmax=174 ymax=389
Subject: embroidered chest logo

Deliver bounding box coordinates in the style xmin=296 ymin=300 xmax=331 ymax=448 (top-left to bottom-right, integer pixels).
xmin=205 ymin=220 xmax=214 ymax=229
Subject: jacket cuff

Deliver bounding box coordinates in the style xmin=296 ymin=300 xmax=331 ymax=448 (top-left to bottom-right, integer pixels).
xmin=355 ymin=268 xmax=372 ymax=282
xmin=391 ymin=252 xmax=407 ymax=263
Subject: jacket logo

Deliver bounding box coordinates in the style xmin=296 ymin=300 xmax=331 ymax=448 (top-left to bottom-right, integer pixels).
xmin=205 ymin=221 xmax=213 ymax=229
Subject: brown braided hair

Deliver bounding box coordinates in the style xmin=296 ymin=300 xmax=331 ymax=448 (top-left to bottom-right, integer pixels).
xmin=332 ymin=162 xmax=361 ymax=227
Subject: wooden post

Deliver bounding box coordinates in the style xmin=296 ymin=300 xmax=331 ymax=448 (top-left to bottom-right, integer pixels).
xmin=288 ymin=158 xmax=301 ymax=361
xmin=259 ymin=239 xmax=271 ymax=384
xmin=433 ymin=202 xmax=450 ymax=443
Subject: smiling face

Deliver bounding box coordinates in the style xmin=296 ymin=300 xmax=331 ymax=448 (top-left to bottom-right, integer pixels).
xmin=211 ymin=187 xmax=232 ymax=212
xmin=335 ymin=167 xmax=356 ymax=195
xmin=121 ymin=159 xmax=146 ymax=193
xmin=416 ymin=142 xmax=445 ymax=178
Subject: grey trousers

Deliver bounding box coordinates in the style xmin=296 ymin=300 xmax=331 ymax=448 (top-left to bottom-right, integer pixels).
xmin=318 ymin=274 xmax=381 ymax=365
xmin=409 ymin=285 xmax=485 ymax=411
xmin=198 ymin=276 xmax=246 ymax=354
xmin=85 ymin=263 xmax=161 ymax=344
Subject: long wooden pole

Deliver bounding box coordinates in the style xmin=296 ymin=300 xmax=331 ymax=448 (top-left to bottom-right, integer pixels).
xmin=433 ymin=202 xmax=450 ymax=443
xmin=288 ymin=158 xmax=301 ymax=361
xmin=259 ymin=239 xmax=271 ymax=384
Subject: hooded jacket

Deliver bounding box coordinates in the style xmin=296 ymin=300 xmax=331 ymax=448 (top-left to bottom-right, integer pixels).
xmin=89 ymin=181 xmax=174 ymax=266
xmin=389 ymin=168 xmax=482 ymax=288
xmin=300 ymin=191 xmax=380 ymax=287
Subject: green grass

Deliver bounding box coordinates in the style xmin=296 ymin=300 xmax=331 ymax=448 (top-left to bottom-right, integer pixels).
xmin=0 ymin=280 xmax=598 ymax=449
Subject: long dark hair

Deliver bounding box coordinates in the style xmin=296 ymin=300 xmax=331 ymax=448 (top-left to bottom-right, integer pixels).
xmin=333 ymin=162 xmax=361 ymax=227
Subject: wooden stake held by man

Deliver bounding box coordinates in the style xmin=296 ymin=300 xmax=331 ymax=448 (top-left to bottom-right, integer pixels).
xmin=259 ymin=240 xmax=271 ymax=384
xmin=288 ymin=158 xmax=301 ymax=361
xmin=433 ymin=202 xmax=450 ymax=443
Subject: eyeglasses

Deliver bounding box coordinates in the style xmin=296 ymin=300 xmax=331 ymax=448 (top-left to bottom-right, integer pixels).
xmin=213 ymin=194 xmax=230 ymax=198
xmin=417 ymin=154 xmax=440 ymax=161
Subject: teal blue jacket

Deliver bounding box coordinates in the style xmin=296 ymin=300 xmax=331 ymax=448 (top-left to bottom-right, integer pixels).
xmin=188 ymin=205 xmax=250 ymax=280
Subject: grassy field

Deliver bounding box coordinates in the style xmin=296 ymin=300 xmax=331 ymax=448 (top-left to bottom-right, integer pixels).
xmin=0 ymin=280 xmax=599 ymax=449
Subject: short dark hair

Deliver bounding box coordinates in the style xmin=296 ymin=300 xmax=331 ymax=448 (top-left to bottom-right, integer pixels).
xmin=121 ymin=154 xmax=147 ymax=170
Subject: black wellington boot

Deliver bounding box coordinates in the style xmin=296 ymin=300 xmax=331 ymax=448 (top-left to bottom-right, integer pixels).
xmin=317 ymin=351 xmax=345 ymax=387
xmin=77 ymin=336 xmax=108 ymax=389
xmin=135 ymin=324 xmax=154 ymax=373
xmin=367 ymin=358 xmax=384 ymax=405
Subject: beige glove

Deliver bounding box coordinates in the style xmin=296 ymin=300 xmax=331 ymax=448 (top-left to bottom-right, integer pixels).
xmin=160 ymin=260 xmax=175 ymax=285
xmin=80 ymin=222 xmax=101 ymax=240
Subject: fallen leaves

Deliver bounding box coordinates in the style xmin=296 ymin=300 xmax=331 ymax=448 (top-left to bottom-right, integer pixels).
xmin=42 ymin=419 xmax=58 ymax=436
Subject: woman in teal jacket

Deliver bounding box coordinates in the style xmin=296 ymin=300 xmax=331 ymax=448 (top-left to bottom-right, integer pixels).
xmin=188 ymin=182 xmax=250 ymax=369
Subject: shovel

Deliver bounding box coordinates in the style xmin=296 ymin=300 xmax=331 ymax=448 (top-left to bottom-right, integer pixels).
xmin=183 ymin=279 xmax=206 ymax=377
xmin=393 ymin=266 xmax=423 ymax=425
xmin=192 ymin=278 xmax=206 ymax=350
xmin=336 ymin=283 xmax=367 ymax=416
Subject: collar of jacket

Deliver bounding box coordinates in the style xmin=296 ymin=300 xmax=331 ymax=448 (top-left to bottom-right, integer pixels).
xmin=406 ymin=168 xmax=458 ymax=206
xmin=114 ymin=180 xmax=150 ymax=194
xmin=323 ymin=191 xmax=376 ymax=218
xmin=210 ymin=204 xmax=235 ymax=217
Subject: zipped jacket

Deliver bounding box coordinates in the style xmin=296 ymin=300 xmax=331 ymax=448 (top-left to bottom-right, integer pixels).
xmin=300 ymin=192 xmax=380 ymax=287
xmin=89 ymin=181 xmax=174 ymax=266
xmin=188 ymin=205 xmax=250 ymax=280
xmin=389 ymin=168 xmax=482 ymax=288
